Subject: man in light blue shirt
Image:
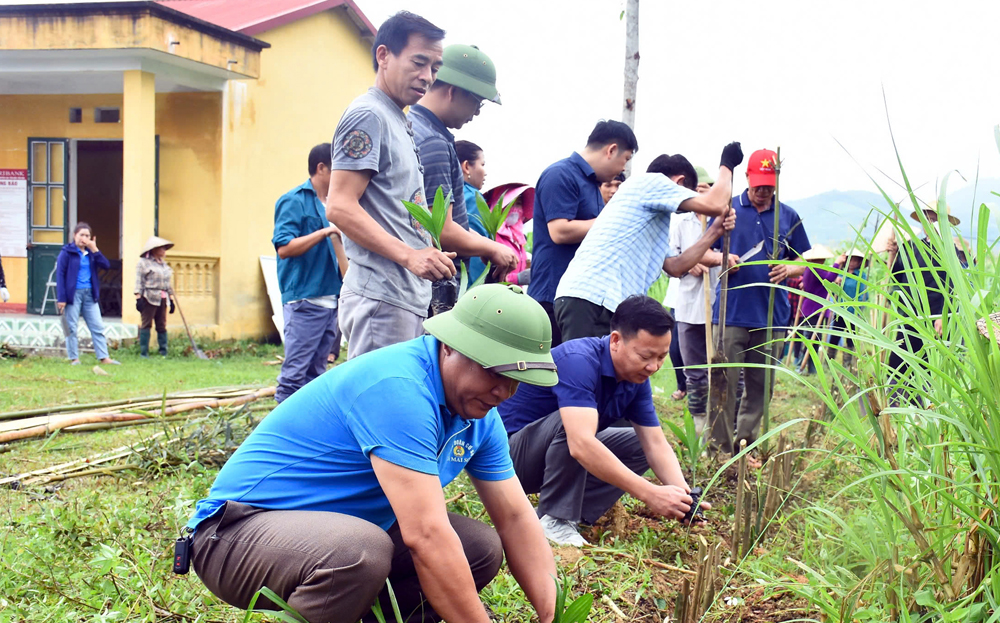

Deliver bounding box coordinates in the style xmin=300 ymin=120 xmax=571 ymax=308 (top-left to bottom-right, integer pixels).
xmin=553 ymin=146 xmax=744 ymax=340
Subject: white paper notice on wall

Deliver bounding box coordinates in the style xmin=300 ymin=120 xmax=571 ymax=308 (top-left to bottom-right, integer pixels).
xmin=0 ymin=169 xmax=28 ymax=258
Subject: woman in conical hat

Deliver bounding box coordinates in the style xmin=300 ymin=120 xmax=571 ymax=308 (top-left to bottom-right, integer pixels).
xmin=135 ymin=236 xmax=175 ymax=358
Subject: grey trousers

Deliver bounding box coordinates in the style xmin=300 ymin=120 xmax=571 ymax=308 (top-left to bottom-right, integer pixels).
xmin=338 ymin=287 xmax=425 ymax=360
xmin=676 ymin=322 xmax=710 ymax=435
xmin=508 ymin=411 xmax=648 ymax=524
xmin=709 ymin=325 xmax=785 ymax=454
xmin=276 ymin=300 xmax=340 ymax=403
xmin=192 ymin=501 xmax=503 ymax=623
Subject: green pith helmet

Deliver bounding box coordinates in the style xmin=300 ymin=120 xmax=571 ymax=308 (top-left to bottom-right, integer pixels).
xmin=694 ymin=166 xmax=714 ymax=186
xmin=423 ymin=284 xmax=557 ymax=386
xmin=435 ymin=44 xmax=501 ymax=105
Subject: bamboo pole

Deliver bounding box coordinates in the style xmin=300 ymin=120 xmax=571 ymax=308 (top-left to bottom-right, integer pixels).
xmin=0 ymin=385 xmax=263 ymax=421
xmin=0 ymin=387 xmax=275 ymax=444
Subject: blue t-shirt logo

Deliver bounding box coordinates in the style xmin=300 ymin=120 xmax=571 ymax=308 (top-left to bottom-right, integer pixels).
xmin=449 ymin=440 xmax=473 ymax=462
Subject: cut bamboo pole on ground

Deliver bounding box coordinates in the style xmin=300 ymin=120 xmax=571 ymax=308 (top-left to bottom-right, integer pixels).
xmin=0 ymin=387 xmax=275 ymax=444
xmin=0 ymin=384 xmax=264 ymax=422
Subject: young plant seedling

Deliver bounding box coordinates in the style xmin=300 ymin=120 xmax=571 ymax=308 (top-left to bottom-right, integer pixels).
xmin=552 ymin=573 xmax=594 ymax=623
xmin=401 ymin=186 xmax=450 ymax=250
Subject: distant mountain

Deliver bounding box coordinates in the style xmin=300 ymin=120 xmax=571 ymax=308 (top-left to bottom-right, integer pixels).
xmin=788 ymin=179 xmax=1000 ymax=245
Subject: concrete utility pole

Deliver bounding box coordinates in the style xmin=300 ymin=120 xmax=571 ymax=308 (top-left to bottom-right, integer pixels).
xmin=622 ymin=0 xmax=639 ymax=175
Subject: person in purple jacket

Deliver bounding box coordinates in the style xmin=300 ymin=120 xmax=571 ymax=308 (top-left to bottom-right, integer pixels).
xmin=797 ymin=245 xmax=839 ymax=374
xmin=56 ymin=222 xmax=119 ymax=366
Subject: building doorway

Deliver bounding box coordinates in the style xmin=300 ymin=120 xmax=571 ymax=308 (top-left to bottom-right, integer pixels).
xmin=72 ymin=140 xmax=124 ymax=317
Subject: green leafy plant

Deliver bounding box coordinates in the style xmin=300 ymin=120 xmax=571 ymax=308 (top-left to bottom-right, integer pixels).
xmin=664 ymin=410 xmax=706 ymax=481
xmin=368 ymin=578 xmax=405 ymax=623
xmin=401 ymin=186 xmax=450 ymax=250
xmin=552 ymin=573 xmax=594 ymax=623
xmin=243 ymin=587 xmax=306 ymax=623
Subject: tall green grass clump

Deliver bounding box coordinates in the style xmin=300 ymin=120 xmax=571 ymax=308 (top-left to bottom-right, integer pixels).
xmin=755 ymin=130 xmax=1000 ymax=621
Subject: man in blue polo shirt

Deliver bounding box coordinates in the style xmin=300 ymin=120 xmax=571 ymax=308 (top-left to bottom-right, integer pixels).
xmin=709 ymin=149 xmax=811 ymax=455
xmin=529 ymin=120 xmax=639 ymax=347
xmin=408 ymin=43 xmax=516 ymax=315
xmin=186 ymin=284 xmax=560 ymax=623
xmin=499 ymin=295 xmax=708 ymax=546
xmin=272 ymin=143 xmax=348 ymax=403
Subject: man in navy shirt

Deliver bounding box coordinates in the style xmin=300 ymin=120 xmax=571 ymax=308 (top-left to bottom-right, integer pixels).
xmin=529 ymin=120 xmax=638 ymax=347
xmin=709 ymin=149 xmax=811 ymax=455
xmin=272 ymin=144 xmax=348 ymax=403
xmin=499 ymin=295 xmax=707 ymax=546
xmin=186 ymin=285 xmax=559 ymax=623
xmin=409 ymin=43 xmax=517 ymax=315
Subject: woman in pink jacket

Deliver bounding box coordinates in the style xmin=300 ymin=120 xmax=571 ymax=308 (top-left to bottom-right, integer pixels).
xmin=483 ymin=183 xmax=534 ymax=285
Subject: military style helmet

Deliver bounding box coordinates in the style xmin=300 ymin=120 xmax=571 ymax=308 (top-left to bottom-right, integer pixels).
xmin=423 ymin=284 xmax=557 ymax=386
xmin=435 ymin=44 xmax=501 ymax=105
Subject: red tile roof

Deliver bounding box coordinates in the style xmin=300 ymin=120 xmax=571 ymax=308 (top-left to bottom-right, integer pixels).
xmin=157 ymin=0 xmax=376 ymax=38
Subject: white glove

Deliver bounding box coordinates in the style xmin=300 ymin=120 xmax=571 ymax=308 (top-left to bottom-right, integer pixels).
xmin=0 ymin=287 xmax=8 ymax=303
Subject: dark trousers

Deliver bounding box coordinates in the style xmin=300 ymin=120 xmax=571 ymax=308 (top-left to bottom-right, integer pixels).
xmin=553 ymin=296 xmax=614 ymax=342
xmin=887 ymin=325 xmax=925 ymax=406
xmin=508 ymin=411 xmax=648 ymax=524
xmin=677 ymin=322 xmax=709 ymax=420
xmin=192 ymin=501 xmax=503 ymax=623
xmin=139 ymin=300 xmax=167 ymax=332
xmin=669 ymin=320 xmax=686 ymax=392
xmin=276 ymin=300 xmax=340 ymax=403
xmin=538 ymin=301 xmax=564 ymax=348
xmin=710 ymin=326 xmax=784 ymax=454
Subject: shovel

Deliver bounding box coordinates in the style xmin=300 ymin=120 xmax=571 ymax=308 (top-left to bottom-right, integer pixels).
xmin=707 ymin=230 xmax=733 ymax=454
xmin=171 ymin=294 xmax=209 ymax=360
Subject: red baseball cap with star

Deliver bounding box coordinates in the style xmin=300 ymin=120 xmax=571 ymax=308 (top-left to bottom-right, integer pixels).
xmin=746 ymin=149 xmax=778 ymax=187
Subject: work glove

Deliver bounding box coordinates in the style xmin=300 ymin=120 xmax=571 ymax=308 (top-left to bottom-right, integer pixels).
xmin=136 ymin=297 xmax=146 ymax=313
xmin=169 ymin=299 xmax=175 ymax=314
xmin=720 ymin=142 xmax=744 ymax=173
xmin=0 ymin=287 xmax=8 ymax=303
xmin=514 ymin=268 xmax=531 ymax=286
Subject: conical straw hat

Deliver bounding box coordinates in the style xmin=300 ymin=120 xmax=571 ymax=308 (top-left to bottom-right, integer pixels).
xmin=910 ymin=200 xmax=960 ymax=226
xmin=141 ymin=236 xmax=174 ymax=256
xmin=802 ymin=244 xmax=835 ymax=261
xmin=845 ymin=247 xmax=866 ymax=259
xmin=977 ymin=312 xmax=1000 ymax=346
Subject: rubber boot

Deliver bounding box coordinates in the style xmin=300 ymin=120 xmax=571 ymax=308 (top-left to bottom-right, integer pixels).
xmin=157 ymin=331 xmax=168 ymax=357
xmin=139 ymin=328 xmax=151 ymax=358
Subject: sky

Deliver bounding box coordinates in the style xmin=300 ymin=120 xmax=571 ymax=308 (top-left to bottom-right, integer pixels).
xmin=353 ymin=0 xmax=1000 ymax=202
xmin=5 ymin=0 xmax=999 ymax=203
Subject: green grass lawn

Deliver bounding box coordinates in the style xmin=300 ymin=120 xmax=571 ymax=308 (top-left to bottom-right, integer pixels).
xmin=0 ymin=342 xmax=825 ymax=622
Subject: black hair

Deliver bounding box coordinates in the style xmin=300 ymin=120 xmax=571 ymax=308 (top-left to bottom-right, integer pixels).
xmin=371 ymin=11 xmax=445 ymax=72
xmin=455 ymin=140 xmax=483 ymax=165
xmin=73 ymin=221 xmax=92 ymax=236
xmin=646 ymin=154 xmax=698 ymax=190
xmin=308 ymin=143 xmax=332 ymax=176
xmin=611 ymin=295 xmax=674 ymax=339
xmin=586 ymin=120 xmax=639 ymax=154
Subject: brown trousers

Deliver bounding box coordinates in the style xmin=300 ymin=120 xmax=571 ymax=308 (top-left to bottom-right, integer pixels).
xmin=139 ymin=300 xmax=167 ymax=332
xmin=191 ymin=501 xmax=503 ymax=623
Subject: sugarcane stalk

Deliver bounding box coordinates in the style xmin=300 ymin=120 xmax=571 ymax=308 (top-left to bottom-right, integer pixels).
xmin=733 ymin=439 xmax=747 ymax=558
xmin=676 ymin=578 xmax=690 ymax=623
xmin=33 ymin=464 xmax=138 ymax=484
xmin=760 ymin=146 xmax=782 ymax=457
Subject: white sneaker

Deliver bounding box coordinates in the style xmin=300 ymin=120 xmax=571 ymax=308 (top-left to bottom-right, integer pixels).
xmin=539 ymin=514 xmax=587 ymax=547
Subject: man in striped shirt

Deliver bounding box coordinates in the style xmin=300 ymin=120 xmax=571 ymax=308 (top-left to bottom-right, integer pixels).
xmin=553 ymin=145 xmax=743 ymax=341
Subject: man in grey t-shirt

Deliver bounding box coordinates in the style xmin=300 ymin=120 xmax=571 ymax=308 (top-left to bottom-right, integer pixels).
xmin=327 ymin=12 xmax=457 ymax=359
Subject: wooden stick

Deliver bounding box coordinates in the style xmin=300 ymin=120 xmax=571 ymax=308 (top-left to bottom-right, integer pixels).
xmin=733 ymin=439 xmax=747 ymax=559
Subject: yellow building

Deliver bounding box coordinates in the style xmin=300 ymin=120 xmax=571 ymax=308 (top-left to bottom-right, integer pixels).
xmin=0 ymin=0 xmax=376 ymax=339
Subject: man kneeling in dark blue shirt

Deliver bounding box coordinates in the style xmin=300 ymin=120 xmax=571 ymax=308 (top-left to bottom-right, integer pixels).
xmin=498 ymin=295 xmax=709 ymax=546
